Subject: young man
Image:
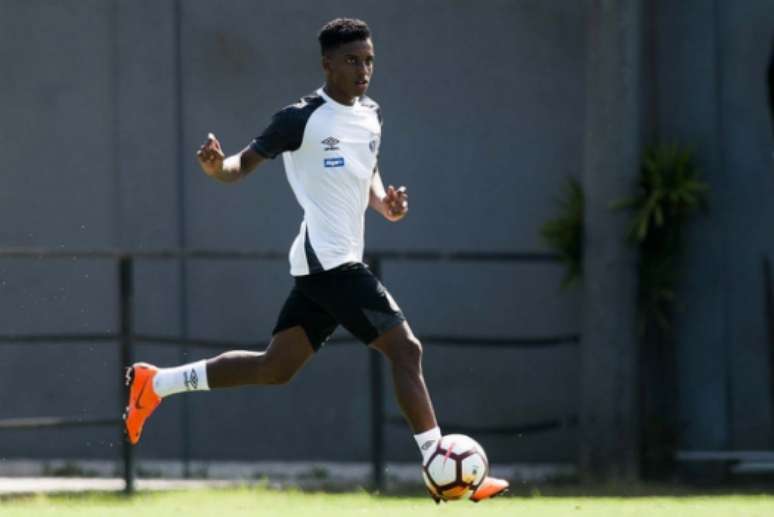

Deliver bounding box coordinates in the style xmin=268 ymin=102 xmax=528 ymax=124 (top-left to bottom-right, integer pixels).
xmin=124 ymin=18 xmax=508 ymax=502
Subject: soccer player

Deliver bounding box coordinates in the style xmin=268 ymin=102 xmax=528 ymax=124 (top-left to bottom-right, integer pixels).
xmin=124 ymin=18 xmax=508 ymax=502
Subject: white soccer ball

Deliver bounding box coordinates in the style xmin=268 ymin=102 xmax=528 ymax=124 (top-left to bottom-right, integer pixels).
xmin=422 ymin=434 xmax=488 ymax=501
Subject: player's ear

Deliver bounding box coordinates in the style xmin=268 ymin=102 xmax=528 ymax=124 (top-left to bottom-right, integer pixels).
xmin=321 ymin=53 xmax=332 ymax=74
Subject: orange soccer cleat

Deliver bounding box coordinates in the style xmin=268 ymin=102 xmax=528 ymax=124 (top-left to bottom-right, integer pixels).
xmin=470 ymin=476 xmax=509 ymax=502
xmin=124 ymin=362 xmax=162 ymax=445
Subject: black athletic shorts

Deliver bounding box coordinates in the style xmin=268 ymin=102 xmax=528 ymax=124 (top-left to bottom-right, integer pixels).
xmin=272 ymin=262 xmax=406 ymax=351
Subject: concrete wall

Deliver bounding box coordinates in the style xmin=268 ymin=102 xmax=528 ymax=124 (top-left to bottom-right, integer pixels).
xmin=654 ymin=0 xmax=774 ymax=452
xmin=3 ymin=0 xmax=771 ymax=471
xmin=0 ymin=0 xmax=584 ymax=464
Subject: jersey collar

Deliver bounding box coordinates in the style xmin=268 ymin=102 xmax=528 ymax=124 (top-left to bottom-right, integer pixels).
xmin=318 ymin=87 xmax=361 ymax=111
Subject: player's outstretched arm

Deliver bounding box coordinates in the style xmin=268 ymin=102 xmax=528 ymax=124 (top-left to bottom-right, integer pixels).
xmin=369 ymin=169 xmax=408 ymax=222
xmin=196 ymin=132 xmax=265 ymax=183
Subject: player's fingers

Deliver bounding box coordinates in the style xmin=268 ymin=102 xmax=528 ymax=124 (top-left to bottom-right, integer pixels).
xmin=208 ymin=132 xmax=223 ymax=151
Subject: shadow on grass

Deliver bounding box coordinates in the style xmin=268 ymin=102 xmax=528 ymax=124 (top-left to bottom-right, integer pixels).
xmin=376 ymin=479 xmax=774 ymax=500
xmin=4 ymin=479 xmax=774 ymax=504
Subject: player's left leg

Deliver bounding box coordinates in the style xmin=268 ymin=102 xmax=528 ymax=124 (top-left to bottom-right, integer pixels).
xmin=316 ymin=263 xmax=507 ymax=502
xmin=369 ymin=322 xmax=508 ymax=502
xmin=369 ymin=322 xmax=437 ymax=434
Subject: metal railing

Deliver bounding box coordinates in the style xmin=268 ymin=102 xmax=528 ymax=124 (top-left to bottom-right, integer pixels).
xmin=0 ymin=248 xmax=579 ymax=493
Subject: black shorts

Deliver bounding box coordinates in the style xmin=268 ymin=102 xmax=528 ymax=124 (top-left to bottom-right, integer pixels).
xmin=272 ymin=262 xmax=406 ymax=351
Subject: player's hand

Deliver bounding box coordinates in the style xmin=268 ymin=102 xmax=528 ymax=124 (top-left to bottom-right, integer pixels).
xmin=383 ymin=185 xmax=408 ymax=222
xmin=196 ymin=132 xmax=225 ymax=177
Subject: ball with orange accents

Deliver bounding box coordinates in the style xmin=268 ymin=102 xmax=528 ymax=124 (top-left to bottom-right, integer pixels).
xmin=422 ymin=434 xmax=489 ymax=502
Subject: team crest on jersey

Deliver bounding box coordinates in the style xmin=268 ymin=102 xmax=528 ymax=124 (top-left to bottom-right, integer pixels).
xmin=321 ymin=136 xmax=340 ymax=151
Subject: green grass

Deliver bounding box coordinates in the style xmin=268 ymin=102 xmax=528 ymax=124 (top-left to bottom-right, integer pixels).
xmin=3 ymin=487 xmax=774 ymax=517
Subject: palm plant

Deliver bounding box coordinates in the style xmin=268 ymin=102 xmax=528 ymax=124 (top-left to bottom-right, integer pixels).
xmin=616 ymin=144 xmax=709 ymax=331
xmin=540 ymin=177 xmax=584 ymax=288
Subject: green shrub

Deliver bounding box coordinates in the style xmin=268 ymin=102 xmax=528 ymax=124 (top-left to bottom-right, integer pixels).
xmin=541 ymin=145 xmax=708 ymax=330
xmin=616 ymin=144 xmax=709 ymax=331
xmin=540 ymin=177 xmax=584 ymax=288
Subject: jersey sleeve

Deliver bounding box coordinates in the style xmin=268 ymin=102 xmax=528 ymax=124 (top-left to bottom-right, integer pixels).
xmin=250 ymin=106 xmax=305 ymax=159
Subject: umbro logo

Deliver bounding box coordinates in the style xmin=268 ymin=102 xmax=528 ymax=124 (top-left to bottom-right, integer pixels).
xmin=322 ymin=136 xmax=340 ymax=151
xmin=184 ymin=369 xmax=198 ymax=391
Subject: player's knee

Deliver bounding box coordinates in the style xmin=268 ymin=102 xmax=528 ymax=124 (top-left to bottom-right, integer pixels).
xmin=265 ymin=364 xmax=297 ymax=385
xmin=393 ymin=336 xmax=423 ymax=369
xmin=261 ymin=355 xmax=300 ymax=385
xmin=272 ymin=370 xmax=296 ymax=385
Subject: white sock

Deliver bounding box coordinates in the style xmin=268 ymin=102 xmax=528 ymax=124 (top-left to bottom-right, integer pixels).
xmin=152 ymin=360 xmax=210 ymax=398
xmin=415 ymin=426 xmax=442 ymax=463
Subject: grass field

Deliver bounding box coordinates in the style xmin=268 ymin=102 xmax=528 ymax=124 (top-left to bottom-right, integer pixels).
xmin=3 ymin=487 xmax=774 ymax=517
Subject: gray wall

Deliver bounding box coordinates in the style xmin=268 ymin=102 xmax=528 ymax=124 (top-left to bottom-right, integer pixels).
xmin=2 ymin=0 xmax=772 ymax=470
xmin=654 ymin=0 xmax=774 ymax=452
xmin=0 ymin=0 xmax=584 ymax=464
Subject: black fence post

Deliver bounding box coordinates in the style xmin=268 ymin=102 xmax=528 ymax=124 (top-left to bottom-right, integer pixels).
xmin=763 ymin=256 xmax=774 ymax=447
xmin=368 ymin=256 xmax=385 ymax=492
xmin=119 ymin=256 xmax=135 ymax=495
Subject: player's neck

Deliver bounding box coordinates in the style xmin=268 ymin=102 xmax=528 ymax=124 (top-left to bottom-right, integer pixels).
xmin=323 ymin=83 xmax=358 ymax=106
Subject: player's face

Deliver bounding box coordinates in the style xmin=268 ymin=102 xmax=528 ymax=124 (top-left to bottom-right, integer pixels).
xmin=323 ymin=38 xmax=375 ymax=101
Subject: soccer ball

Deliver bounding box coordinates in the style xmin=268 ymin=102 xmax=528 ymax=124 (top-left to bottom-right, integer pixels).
xmin=422 ymin=434 xmax=488 ymax=501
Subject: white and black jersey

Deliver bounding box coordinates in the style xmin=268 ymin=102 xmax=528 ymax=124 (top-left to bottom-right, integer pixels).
xmin=251 ymin=87 xmax=382 ymax=277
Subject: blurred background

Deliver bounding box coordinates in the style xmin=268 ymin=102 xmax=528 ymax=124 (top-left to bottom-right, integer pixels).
xmin=0 ymin=0 xmax=773 ymax=493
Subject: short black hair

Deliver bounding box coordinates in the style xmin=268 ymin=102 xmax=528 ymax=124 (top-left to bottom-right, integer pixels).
xmin=318 ymin=18 xmax=371 ymax=55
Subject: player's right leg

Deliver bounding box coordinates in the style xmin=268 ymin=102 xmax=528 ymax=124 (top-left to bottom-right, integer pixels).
xmin=206 ymin=326 xmax=315 ymax=387
xmin=125 ymin=284 xmax=337 ymax=445
xmin=124 ymin=326 xmax=316 ymax=445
